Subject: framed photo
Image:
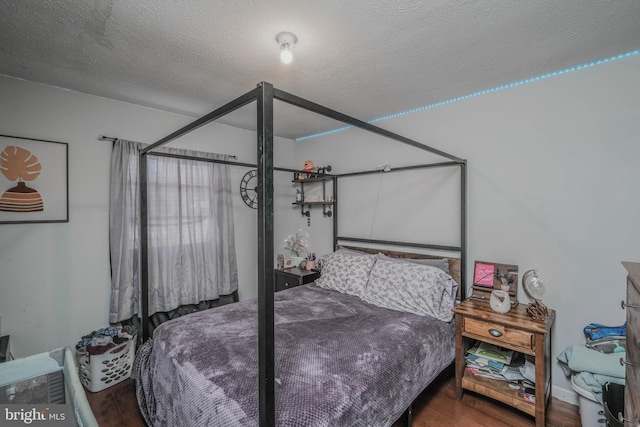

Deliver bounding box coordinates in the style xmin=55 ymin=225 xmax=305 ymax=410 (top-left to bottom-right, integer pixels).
xmin=0 ymin=135 xmax=69 ymax=224
xmin=473 ymin=261 xmax=496 ymax=287
xmin=471 ymin=260 xmax=519 ymax=305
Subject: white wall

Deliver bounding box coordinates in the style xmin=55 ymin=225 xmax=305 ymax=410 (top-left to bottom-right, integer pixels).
xmin=0 ymin=75 xmax=296 ymax=357
xmin=296 ymin=55 xmax=640 ymax=401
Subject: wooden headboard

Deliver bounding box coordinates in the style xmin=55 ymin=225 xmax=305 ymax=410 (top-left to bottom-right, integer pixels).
xmin=341 ymin=245 xmax=462 ymax=299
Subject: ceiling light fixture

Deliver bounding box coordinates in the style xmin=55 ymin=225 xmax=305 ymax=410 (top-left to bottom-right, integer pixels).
xmin=276 ymin=31 xmax=297 ymax=64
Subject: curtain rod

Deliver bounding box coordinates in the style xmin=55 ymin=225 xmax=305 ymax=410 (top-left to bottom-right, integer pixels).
xmin=98 ymin=135 xmax=237 ymax=159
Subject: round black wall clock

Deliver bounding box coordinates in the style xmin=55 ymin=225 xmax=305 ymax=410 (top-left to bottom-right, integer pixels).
xmin=240 ymin=169 xmax=258 ymax=209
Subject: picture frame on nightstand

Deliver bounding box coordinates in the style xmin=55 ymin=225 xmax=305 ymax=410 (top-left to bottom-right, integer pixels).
xmin=471 ymin=260 xmax=518 ymax=306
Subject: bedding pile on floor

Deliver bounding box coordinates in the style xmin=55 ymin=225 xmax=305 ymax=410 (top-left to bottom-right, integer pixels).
xmin=557 ymin=322 xmax=626 ymax=402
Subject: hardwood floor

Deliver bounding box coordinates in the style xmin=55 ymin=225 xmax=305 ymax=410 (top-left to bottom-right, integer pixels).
xmin=402 ymin=371 xmax=580 ymax=427
xmin=84 ymin=379 xmax=146 ymax=427
xmin=85 ymin=372 xmax=580 ymax=426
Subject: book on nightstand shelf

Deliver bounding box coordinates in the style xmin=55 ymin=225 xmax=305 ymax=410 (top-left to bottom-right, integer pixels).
xmin=465 ymin=342 xmax=531 ymax=384
xmin=468 ymin=341 xmax=515 ymax=364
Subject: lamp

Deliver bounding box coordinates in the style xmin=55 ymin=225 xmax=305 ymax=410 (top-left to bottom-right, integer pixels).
xmin=276 ymin=31 xmax=297 ymax=64
xmin=522 ymin=269 xmax=549 ymax=320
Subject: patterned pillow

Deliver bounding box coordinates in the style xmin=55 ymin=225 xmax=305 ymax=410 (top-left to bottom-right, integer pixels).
xmin=361 ymin=259 xmax=458 ymax=322
xmin=376 ymin=252 xmax=450 ymax=274
xmin=317 ymin=247 xmax=370 ymax=272
xmin=315 ymin=252 xmax=376 ymax=297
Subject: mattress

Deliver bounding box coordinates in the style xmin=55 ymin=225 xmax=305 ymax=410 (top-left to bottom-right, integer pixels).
xmin=133 ymin=284 xmax=455 ymax=426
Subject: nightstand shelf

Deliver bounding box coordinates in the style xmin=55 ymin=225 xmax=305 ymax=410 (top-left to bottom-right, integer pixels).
xmin=462 ymin=372 xmax=539 ymax=416
xmin=453 ymin=299 xmax=555 ymax=427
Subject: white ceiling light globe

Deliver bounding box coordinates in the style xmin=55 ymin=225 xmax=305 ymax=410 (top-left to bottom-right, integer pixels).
xmin=276 ymin=32 xmax=297 ymax=65
xmin=280 ymin=48 xmax=293 ymax=64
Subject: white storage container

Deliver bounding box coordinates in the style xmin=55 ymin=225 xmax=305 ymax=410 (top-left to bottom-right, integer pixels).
xmin=571 ymin=376 xmax=606 ymax=427
xmin=77 ymin=337 xmax=136 ymax=393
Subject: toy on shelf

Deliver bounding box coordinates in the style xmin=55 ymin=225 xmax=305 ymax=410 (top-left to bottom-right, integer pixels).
xmin=297 ymin=160 xmax=315 ymax=180
xmin=295 ymin=161 xmax=333 ymax=181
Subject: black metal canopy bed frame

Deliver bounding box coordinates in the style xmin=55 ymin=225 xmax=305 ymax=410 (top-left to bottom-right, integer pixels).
xmin=136 ymin=81 xmax=467 ymax=426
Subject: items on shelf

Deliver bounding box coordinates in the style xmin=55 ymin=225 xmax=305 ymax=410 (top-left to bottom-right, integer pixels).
xmin=465 ymin=341 xmax=536 ymax=401
xmin=296 ymin=160 xmax=315 ymax=180
xmin=294 ymin=161 xmax=332 ymax=181
xmin=469 ymin=341 xmax=515 ymax=364
xmin=292 ymin=164 xmax=334 ymax=223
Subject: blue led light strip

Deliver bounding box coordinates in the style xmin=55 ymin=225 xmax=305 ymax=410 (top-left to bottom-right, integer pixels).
xmin=297 ymin=49 xmax=640 ymax=141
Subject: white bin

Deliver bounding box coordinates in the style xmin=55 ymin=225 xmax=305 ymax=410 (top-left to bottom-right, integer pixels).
xmin=77 ymin=336 xmax=136 ymax=393
xmin=571 ymin=376 xmax=606 ymax=427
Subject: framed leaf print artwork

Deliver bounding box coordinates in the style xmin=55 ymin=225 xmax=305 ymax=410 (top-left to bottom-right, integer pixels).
xmin=0 ymin=134 xmax=69 ymax=224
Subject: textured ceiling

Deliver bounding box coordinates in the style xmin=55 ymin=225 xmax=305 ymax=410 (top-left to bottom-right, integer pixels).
xmin=1 ymin=1 xmax=639 ymax=140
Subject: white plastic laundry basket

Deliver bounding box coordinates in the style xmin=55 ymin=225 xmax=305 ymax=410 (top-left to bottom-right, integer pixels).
xmin=76 ymin=337 xmax=136 ymax=393
xmin=570 ymin=376 xmax=606 ymax=427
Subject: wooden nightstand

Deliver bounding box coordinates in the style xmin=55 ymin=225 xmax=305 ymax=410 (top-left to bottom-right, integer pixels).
xmin=452 ymin=299 xmax=555 ymax=427
xmin=274 ymin=267 xmax=320 ymax=292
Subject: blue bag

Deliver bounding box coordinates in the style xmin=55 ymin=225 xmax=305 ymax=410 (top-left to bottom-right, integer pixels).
xmin=583 ymin=322 xmax=626 ymax=341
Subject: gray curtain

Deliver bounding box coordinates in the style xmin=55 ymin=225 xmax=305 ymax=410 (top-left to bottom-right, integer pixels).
xmin=109 ymin=139 xmax=238 ymax=323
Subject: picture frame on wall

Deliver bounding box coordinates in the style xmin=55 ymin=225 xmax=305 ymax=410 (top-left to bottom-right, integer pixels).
xmin=0 ymin=134 xmax=69 ymax=224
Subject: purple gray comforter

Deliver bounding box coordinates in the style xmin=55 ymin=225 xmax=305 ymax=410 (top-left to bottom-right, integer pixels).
xmin=133 ymin=284 xmax=455 ymax=426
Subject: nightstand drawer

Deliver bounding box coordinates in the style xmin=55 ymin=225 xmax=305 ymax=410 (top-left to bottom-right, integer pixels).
xmin=464 ymin=318 xmax=533 ymax=350
xmin=274 ymin=268 xmax=320 ymax=293
xmin=275 ymin=277 xmax=295 ymax=292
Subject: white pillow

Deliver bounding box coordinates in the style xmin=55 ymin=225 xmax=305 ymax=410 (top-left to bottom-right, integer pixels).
xmin=361 ymin=259 xmax=458 ymax=322
xmin=315 ymin=252 xmax=376 ymax=297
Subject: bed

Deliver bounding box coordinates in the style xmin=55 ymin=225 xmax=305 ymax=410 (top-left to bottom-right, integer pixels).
xmin=134 ymin=248 xmax=459 ymax=426
xmin=133 ymin=82 xmax=467 ymax=425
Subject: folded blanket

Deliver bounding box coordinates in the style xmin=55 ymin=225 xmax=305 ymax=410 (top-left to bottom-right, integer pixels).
xmin=572 ymin=372 xmax=625 ymax=402
xmin=557 ymin=344 xmax=625 ymax=379
xmin=586 ymin=337 xmax=626 ymax=354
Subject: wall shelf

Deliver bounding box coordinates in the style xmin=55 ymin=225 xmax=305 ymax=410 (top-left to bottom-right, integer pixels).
xmin=292 ymin=167 xmax=335 ymax=219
